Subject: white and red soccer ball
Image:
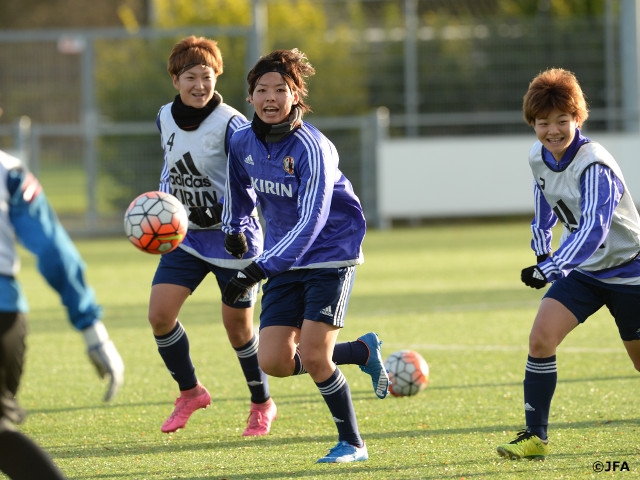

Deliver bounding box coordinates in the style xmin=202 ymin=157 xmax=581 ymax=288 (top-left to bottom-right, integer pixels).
xmin=123 ymin=191 xmax=188 ymax=255
xmin=385 ymin=350 xmax=430 ymax=397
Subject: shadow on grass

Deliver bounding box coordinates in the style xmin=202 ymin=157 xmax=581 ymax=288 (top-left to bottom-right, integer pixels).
xmin=28 ymin=372 xmax=639 ymax=416
xmin=45 ymin=413 xmax=640 ymax=458
xmin=51 ymin=418 xmax=640 ymax=480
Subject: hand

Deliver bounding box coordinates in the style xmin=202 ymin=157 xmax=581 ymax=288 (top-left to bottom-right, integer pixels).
xmin=223 ymin=262 xmax=265 ymax=304
xmin=225 ymin=232 xmax=248 ymax=259
xmin=521 ymin=265 xmax=548 ymax=289
xmin=188 ymin=203 xmax=223 ymax=228
xmin=82 ymin=322 xmax=125 ymax=402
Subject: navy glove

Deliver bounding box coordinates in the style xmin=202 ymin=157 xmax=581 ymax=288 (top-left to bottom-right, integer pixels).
xmin=225 ymin=232 xmax=248 ymax=259
xmin=223 ymin=262 xmax=265 ymax=304
xmin=521 ymin=265 xmax=548 ymax=289
xmin=188 ymin=203 xmax=223 ymax=228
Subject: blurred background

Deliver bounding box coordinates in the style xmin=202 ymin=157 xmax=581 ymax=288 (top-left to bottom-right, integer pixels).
xmin=0 ymin=0 xmax=637 ymax=233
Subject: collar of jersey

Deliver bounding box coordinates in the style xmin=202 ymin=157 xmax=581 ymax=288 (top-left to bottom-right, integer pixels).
xmin=251 ymin=105 xmax=302 ymax=143
xmin=541 ymin=127 xmax=590 ymax=171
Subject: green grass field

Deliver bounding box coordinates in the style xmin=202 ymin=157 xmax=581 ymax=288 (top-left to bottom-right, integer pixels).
xmin=11 ymin=221 xmax=640 ymax=479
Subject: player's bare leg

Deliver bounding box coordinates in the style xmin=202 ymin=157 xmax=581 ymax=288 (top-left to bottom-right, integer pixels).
xmin=298 ymin=321 xmax=368 ymax=463
xmin=257 ymin=326 xmax=300 ymax=378
xmin=528 ymin=298 xmax=579 ymax=358
xmin=149 ymin=283 xmax=211 ymax=433
xmin=622 ymin=339 xmax=640 ymax=372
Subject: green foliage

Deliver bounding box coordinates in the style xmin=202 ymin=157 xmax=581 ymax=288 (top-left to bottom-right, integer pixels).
xmin=155 ymin=0 xmax=251 ymax=27
xmin=497 ymin=0 xmax=608 ymax=17
xmin=154 ymin=0 xmax=370 ymax=116
xmin=14 ymin=221 xmax=640 ymax=479
xmin=152 ymin=0 xmax=253 ymax=104
xmin=96 ymin=37 xmax=176 ymax=121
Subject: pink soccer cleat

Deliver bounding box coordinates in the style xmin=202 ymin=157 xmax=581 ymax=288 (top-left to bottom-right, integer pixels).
xmin=161 ymin=382 xmax=211 ymax=433
xmin=242 ymin=398 xmax=277 ymax=436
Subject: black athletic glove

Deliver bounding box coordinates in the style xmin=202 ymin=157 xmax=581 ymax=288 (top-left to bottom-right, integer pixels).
xmin=224 ymin=232 xmax=248 ymax=259
xmin=537 ymin=253 xmax=551 ymax=264
xmin=223 ymin=262 xmax=265 ymax=304
xmin=521 ymin=265 xmax=548 ymax=289
xmin=188 ymin=203 xmax=223 ymax=228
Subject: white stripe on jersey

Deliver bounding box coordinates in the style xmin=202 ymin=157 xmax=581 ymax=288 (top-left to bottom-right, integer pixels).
xmin=259 ymin=127 xmax=323 ymax=263
xmin=558 ymin=165 xmax=600 ymax=269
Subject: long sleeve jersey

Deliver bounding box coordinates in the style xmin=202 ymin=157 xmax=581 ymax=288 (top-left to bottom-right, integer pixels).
xmin=223 ymin=121 xmax=366 ymax=278
xmin=528 ymin=129 xmax=640 ymax=282
xmin=0 ymin=149 xmax=101 ymax=328
xmin=156 ymin=98 xmax=262 ymax=268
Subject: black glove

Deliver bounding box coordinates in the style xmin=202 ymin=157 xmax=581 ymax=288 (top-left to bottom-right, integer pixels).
xmin=223 ymin=262 xmax=265 ymax=304
xmin=521 ymin=265 xmax=548 ymax=289
xmin=537 ymin=253 xmax=551 ymax=264
xmin=188 ymin=203 xmax=223 ymax=228
xmin=225 ymin=232 xmax=248 ymax=259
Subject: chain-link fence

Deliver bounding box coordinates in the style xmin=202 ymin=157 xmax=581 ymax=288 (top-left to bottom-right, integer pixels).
xmin=0 ymin=0 xmax=632 ymax=233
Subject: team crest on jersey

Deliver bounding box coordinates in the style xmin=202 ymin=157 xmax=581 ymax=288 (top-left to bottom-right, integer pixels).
xmin=283 ymin=156 xmax=295 ymax=174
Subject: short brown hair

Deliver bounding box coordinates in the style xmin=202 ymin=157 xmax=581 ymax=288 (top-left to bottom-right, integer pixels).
xmin=246 ymin=48 xmax=315 ymax=114
xmin=167 ymin=36 xmax=223 ymax=78
xmin=522 ymin=68 xmax=589 ymax=127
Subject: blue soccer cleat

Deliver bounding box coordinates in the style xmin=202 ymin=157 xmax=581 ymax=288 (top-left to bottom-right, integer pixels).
xmin=317 ymin=441 xmax=369 ymax=463
xmin=357 ymin=332 xmax=390 ymax=399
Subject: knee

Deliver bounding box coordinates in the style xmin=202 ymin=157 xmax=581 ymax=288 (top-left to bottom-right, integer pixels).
xmin=528 ymin=329 xmax=556 ymax=357
xmin=147 ymin=311 xmax=176 ymax=336
xmin=258 ymin=353 xmax=293 ymax=378
xmin=222 ymin=317 xmax=253 ymax=346
xmin=259 ymin=360 xmax=290 ymax=377
xmin=299 ymin=351 xmax=330 ymax=378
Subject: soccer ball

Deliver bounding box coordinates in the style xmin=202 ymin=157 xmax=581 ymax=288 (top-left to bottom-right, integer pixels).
xmin=123 ymin=191 xmax=188 ymax=254
xmin=384 ymin=350 xmax=429 ymax=397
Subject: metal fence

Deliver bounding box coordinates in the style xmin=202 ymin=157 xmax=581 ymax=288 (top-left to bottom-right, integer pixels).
xmin=0 ymin=0 xmax=635 ymax=233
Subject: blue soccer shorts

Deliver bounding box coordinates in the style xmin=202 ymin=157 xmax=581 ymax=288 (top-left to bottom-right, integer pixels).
xmin=152 ymin=247 xmax=258 ymax=308
xmin=260 ymin=266 xmax=356 ymax=330
xmin=544 ymin=270 xmax=640 ymax=341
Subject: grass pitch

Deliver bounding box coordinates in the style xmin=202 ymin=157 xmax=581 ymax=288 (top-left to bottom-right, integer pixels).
xmin=12 ymin=221 xmax=640 ymax=479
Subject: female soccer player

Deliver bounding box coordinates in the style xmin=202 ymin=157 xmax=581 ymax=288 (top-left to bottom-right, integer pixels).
xmin=496 ymin=68 xmax=640 ymax=460
xmin=221 ymin=48 xmax=389 ymax=463
xmin=149 ymin=36 xmax=276 ymax=436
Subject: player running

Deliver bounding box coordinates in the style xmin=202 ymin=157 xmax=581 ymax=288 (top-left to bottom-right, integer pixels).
xmin=1 ymin=148 xmax=124 ymax=479
xmin=148 ymin=36 xmax=277 ymax=436
xmin=222 ymin=48 xmax=389 ymax=463
xmin=497 ymin=68 xmax=640 ymax=460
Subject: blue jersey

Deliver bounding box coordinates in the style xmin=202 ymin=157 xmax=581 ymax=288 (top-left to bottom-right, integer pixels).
xmin=0 ymin=150 xmax=101 ymax=328
xmin=529 ymin=129 xmax=640 ymax=283
xmin=223 ymin=121 xmax=365 ymax=278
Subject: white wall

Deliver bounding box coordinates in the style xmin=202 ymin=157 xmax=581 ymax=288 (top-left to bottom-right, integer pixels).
xmin=377 ymin=133 xmax=640 ymax=222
